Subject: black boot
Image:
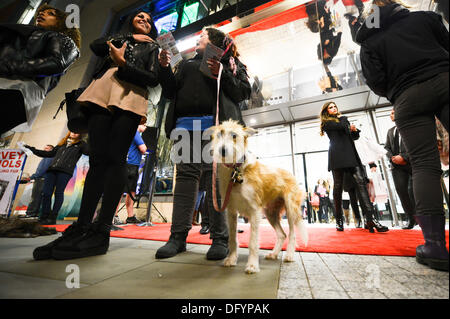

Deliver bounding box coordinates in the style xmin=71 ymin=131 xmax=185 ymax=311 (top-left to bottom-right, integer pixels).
xmin=206 ymin=237 xmax=229 ymax=260
xmin=365 ymin=218 xmax=389 ymax=233
xmin=155 ymin=232 xmax=188 ymax=259
xmin=336 ymin=217 xmax=344 ymax=231
xmin=415 ymin=215 xmax=449 ymax=271
xmin=402 ymin=214 xmax=417 ymax=230
xmin=52 ymin=222 xmax=110 ymax=260
xmin=33 ymin=222 xmax=89 ymax=260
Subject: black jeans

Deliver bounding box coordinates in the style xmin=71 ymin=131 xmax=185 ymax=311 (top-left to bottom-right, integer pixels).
xmin=27 ymin=177 xmax=45 ymax=214
xmin=170 ymin=131 xmax=227 ymax=240
xmin=394 ymin=72 xmax=449 ymax=216
xmin=344 ymin=188 xmax=362 ymax=221
xmin=77 ymin=105 xmax=141 ymax=225
xmin=391 ymin=167 xmax=415 ymax=218
xmin=41 ymin=171 xmax=72 ymax=219
xmin=332 ymin=166 xmax=375 ymax=221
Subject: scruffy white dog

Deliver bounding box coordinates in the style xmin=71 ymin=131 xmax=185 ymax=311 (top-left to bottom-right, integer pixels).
xmin=209 ymin=120 xmax=308 ymax=274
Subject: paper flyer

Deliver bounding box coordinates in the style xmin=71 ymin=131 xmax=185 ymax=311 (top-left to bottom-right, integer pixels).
xmin=199 ymin=42 xmax=224 ymax=79
xmin=156 ymin=32 xmax=183 ymax=68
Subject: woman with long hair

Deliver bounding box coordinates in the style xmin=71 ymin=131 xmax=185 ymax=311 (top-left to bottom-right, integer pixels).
xmin=156 ymin=27 xmax=251 ymax=260
xmin=320 ymin=101 xmax=388 ymax=233
xmin=356 ymin=0 xmax=448 ymax=270
xmin=33 ymin=9 xmax=163 ymax=261
xmin=0 ymin=4 xmax=81 ymax=134
xmin=25 ymin=132 xmax=88 ymax=225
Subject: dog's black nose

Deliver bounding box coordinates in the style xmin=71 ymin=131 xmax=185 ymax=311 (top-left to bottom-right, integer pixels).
xmin=220 ymin=147 xmax=227 ymax=157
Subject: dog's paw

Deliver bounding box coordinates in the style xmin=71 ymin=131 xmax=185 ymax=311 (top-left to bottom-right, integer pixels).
xmin=283 ymin=254 xmax=295 ymax=262
xmin=265 ymin=252 xmax=279 ymax=260
xmin=224 ymin=255 xmax=237 ymax=267
xmin=245 ymin=263 xmax=260 ymax=274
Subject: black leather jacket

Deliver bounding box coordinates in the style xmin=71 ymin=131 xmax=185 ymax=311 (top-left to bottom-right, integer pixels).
xmin=28 ymin=141 xmax=89 ymax=176
xmin=0 ymin=24 xmax=80 ymax=94
xmin=90 ymin=32 xmax=160 ymax=89
xmin=159 ymin=55 xmax=251 ymax=138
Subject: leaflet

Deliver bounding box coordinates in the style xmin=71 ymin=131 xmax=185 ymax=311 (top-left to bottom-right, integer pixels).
xmin=199 ymin=42 xmax=224 ymax=79
xmin=156 ymin=32 xmax=183 ymax=68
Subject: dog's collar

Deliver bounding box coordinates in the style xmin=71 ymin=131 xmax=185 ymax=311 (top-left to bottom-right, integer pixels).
xmin=223 ymin=162 xmax=243 ymax=169
xmin=223 ymin=155 xmax=246 ymax=169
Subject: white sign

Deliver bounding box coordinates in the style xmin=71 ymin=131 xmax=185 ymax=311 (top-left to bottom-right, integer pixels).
xmin=0 ymin=149 xmax=27 ymax=216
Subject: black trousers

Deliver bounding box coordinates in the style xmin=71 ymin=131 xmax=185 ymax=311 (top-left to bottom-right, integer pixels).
xmin=394 ymin=72 xmax=449 ymax=216
xmin=170 ymin=132 xmax=227 ymax=240
xmin=77 ymin=105 xmax=141 ymax=225
xmin=0 ymin=89 xmax=26 ymax=134
xmin=343 ymin=188 xmax=362 ymax=221
xmin=332 ymin=166 xmax=375 ymax=221
xmin=27 ymin=177 xmax=45 ymax=214
xmin=391 ymin=167 xmax=415 ymax=218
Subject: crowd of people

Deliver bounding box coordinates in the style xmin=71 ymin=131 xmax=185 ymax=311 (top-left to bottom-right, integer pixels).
xmin=0 ymin=0 xmax=448 ymax=271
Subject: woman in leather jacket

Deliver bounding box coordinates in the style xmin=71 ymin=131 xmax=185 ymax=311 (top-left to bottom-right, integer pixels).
xmin=0 ymin=4 xmax=81 ymax=134
xmin=25 ymin=131 xmax=88 ymax=225
xmin=320 ymin=101 xmax=388 ymax=233
xmin=33 ymin=10 xmax=164 ymax=261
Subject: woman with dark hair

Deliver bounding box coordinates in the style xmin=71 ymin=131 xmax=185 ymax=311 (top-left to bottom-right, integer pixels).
xmin=25 ymin=132 xmax=88 ymax=225
xmin=155 ymin=26 xmax=251 ymax=260
xmin=0 ymin=4 xmax=81 ymax=134
xmin=320 ymin=101 xmax=388 ymax=233
xmin=356 ymin=0 xmax=448 ymax=270
xmin=33 ymin=10 xmax=163 ymax=261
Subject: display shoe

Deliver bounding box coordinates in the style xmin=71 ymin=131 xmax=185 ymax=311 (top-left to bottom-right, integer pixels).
xmin=155 ymin=232 xmax=188 ymax=259
xmin=52 ymin=222 xmax=110 ymax=260
xmin=415 ymin=215 xmax=449 ymax=271
xmin=33 ymin=222 xmax=89 ymax=260
xmin=365 ymin=219 xmax=389 ymax=233
xmin=206 ymin=237 xmax=229 ymax=260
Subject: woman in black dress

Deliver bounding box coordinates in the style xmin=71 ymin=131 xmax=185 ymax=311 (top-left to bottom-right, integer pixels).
xmin=320 ymin=101 xmax=388 ymax=233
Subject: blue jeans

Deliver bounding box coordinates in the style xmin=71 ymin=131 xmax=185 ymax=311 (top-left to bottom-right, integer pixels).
xmin=40 ymin=171 xmax=72 ymax=219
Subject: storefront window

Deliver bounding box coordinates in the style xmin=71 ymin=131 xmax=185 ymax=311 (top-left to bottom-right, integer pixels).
xmin=248 ymin=124 xmax=294 ymax=174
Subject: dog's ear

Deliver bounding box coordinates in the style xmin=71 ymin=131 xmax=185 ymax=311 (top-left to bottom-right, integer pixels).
xmin=205 ymin=125 xmax=218 ymax=138
xmin=244 ymin=126 xmax=257 ymax=137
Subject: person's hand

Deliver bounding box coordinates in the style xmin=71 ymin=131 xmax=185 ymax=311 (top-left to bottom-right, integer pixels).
xmin=132 ymin=34 xmax=153 ymax=43
xmin=159 ymin=49 xmax=171 ymax=68
xmin=350 ymin=124 xmax=357 ymax=132
xmin=207 ymin=58 xmax=221 ymax=76
xmin=107 ymin=41 xmax=126 ymax=67
xmin=392 ymin=155 xmax=407 ymax=165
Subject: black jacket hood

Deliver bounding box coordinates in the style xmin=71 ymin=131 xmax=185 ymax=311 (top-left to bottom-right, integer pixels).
xmin=356 ymin=3 xmax=410 ymax=44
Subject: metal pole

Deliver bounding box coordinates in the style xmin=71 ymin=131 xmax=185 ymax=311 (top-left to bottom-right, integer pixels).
xmin=368 ymin=109 xmax=400 ymax=226
xmin=138 ymin=98 xmax=167 ymax=227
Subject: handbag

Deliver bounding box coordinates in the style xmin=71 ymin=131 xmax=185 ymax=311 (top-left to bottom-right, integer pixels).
xmin=54 ymin=88 xmax=88 ymax=134
xmin=310 ymin=193 xmax=320 ymax=208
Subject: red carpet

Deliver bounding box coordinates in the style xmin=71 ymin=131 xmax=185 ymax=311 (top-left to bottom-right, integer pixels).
xmin=48 ymin=223 xmax=450 ymax=257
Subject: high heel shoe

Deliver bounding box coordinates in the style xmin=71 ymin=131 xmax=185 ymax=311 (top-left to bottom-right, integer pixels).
xmin=365 ymin=219 xmax=389 ymax=233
